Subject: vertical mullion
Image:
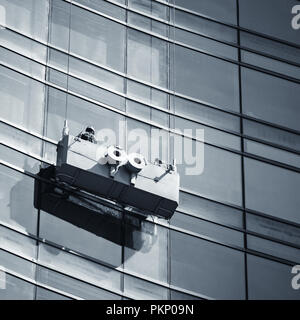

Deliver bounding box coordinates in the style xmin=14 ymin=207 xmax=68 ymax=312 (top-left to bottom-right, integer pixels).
xmin=236 ymin=0 xmax=249 ymax=301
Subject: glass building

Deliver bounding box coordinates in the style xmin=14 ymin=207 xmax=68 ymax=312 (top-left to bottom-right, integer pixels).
xmin=0 ymin=0 xmax=300 ymax=300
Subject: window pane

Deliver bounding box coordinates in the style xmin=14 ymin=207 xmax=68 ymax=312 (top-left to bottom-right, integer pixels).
xmin=0 ymin=28 xmax=47 ymax=63
xmin=173 ymin=46 xmax=239 ymax=112
xmin=68 ymin=75 xmax=126 ymax=111
xmin=124 ymin=220 xmax=168 ymax=283
xmin=173 ymin=0 xmax=237 ymax=25
xmin=129 ymin=0 xmax=169 ymax=21
xmin=178 ymin=191 xmax=243 ymax=228
xmin=171 ymin=230 xmax=245 ymax=299
xmin=127 ymin=80 xmax=169 ymax=109
xmin=0 ymin=46 xmax=45 ymax=80
xmin=0 ymin=165 xmax=38 ymax=235
xmin=127 ymin=29 xmax=168 ymax=88
xmin=244 ymin=139 xmax=300 ymax=169
xmin=170 ymin=290 xmax=201 ymax=300
xmin=239 ymin=0 xmax=300 ymax=46
xmin=247 ymin=254 xmax=300 ymax=300
xmin=241 ymin=68 xmax=300 ymax=131
xmin=173 ymin=27 xmax=238 ymax=60
xmin=171 ymin=212 xmax=244 ymax=247
xmin=39 ymin=210 xmax=122 ymax=267
xmin=124 ymin=274 xmax=169 ymax=300
xmin=173 ymin=9 xmax=237 ymax=44
xmin=0 ymin=0 xmax=49 ymax=41
xmin=0 ymin=122 xmax=42 ymax=159
xmin=0 ymin=66 xmax=45 ymax=134
xmin=38 ymin=243 xmax=122 ymax=293
xmin=240 ymin=31 xmax=300 ymax=66
xmin=245 ymin=158 xmax=300 ymax=224
xmin=247 ymin=213 xmax=300 ymax=247
xmin=243 ymin=119 xmax=300 ymax=152
xmin=36 ymin=287 xmax=71 ymax=300
xmin=247 ymin=235 xmax=300 ymax=263
xmin=70 ymin=6 xmax=125 ymax=72
xmin=173 ymin=116 xmax=241 ymax=150
xmin=241 ymin=50 xmax=300 ymax=81
xmin=0 ymin=249 xmax=36 ymax=280
xmin=75 ymin=0 xmax=126 ymax=21
xmin=172 ymin=96 xmax=240 ymax=133
xmin=0 ymin=225 xmax=37 ymax=260
xmin=46 ymin=88 xmax=125 ymax=145
xmin=177 ymin=141 xmax=242 ymax=206
xmin=69 ymin=57 xmax=125 ymax=93
xmin=37 ymin=266 xmax=121 ymax=300
xmin=0 ymin=144 xmax=41 ymax=173
xmin=128 ymin=12 xmax=169 ymax=38
xmin=0 ymin=271 xmax=35 ymax=300
xmin=49 ymin=0 xmax=70 ymax=51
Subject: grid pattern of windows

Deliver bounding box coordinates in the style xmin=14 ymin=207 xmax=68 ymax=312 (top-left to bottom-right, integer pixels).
xmin=0 ymin=0 xmax=300 ymax=300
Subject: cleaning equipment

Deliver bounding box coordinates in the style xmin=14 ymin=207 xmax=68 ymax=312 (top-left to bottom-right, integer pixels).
xmin=34 ymin=122 xmax=179 ymax=250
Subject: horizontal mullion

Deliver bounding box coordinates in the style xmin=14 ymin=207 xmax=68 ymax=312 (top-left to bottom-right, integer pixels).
xmin=0 ymin=162 xmax=299 ymax=269
xmin=70 ymin=0 xmax=300 ymax=71
xmin=2 ymin=61 xmax=300 ymax=175
xmin=3 ymin=26 xmax=300 ymax=138
xmin=0 ymin=248 xmax=126 ymax=300
xmin=0 ymin=264 xmax=81 ymax=300
xmin=176 ymin=208 xmax=300 ymax=251
xmin=64 ymin=0 xmax=300 ymax=88
xmin=4 ymin=43 xmax=300 ymax=158
xmin=151 ymin=0 xmax=300 ymax=50
xmin=180 ymin=187 xmax=300 ymax=230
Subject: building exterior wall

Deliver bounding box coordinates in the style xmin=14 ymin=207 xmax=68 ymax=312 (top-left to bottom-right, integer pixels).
xmin=0 ymin=0 xmax=299 ymax=300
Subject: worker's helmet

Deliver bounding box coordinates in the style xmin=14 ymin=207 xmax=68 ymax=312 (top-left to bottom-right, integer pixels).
xmin=85 ymin=126 xmax=95 ymax=135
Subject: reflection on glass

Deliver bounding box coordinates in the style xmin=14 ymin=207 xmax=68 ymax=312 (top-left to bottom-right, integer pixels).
xmin=37 ymin=266 xmax=121 ymax=299
xmin=242 ymin=67 xmax=300 ymax=131
xmin=244 ymin=158 xmax=300 ymax=224
xmin=127 ymin=29 xmax=168 ymax=88
xmin=70 ymin=6 xmax=125 ymax=72
xmin=0 ymin=165 xmax=38 ymax=235
xmin=173 ymin=9 xmax=237 ymax=43
xmin=0 ymin=225 xmax=37 ymax=259
xmin=173 ymin=45 xmax=239 ymax=111
xmin=243 ymin=119 xmax=300 ymax=152
xmin=244 ymin=139 xmax=300 ymax=169
xmin=0 ymin=0 xmax=49 ymax=41
xmin=246 ymin=213 xmax=300 ymax=247
xmin=36 ymin=287 xmax=71 ymax=300
xmin=178 ymin=191 xmax=243 ymax=227
xmin=177 ymin=140 xmax=242 ymax=206
xmin=247 ymin=235 xmax=300 ymax=263
xmin=173 ymin=0 xmax=237 ymax=25
xmin=124 ymin=274 xmax=169 ymax=300
xmin=171 ymin=230 xmax=245 ymax=299
xmin=39 ymin=211 xmax=122 ymax=267
xmin=38 ymin=243 xmax=122 ymax=293
xmin=0 ymin=66 xmax=45 ymax=135
xmin=171 ymin=212 xmax=244 ymax=247
xmin=247 ymin=254 xmax=300 ymax=300
xmin=0 ymin=271 xmax=35 ymax=300
xmin=239 ymin=0 xmax=300 ymax=45
xmin=172 ymin=96 xmax=240 ymax=132
xmin=124 ymin=220 xmax=167 ymax=282
xmin=0 ymin=249 xmax=36 ymax=280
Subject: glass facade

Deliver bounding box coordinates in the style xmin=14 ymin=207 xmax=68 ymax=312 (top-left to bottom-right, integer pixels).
xmin=0 ymin=0 xmax=299 ymax=300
